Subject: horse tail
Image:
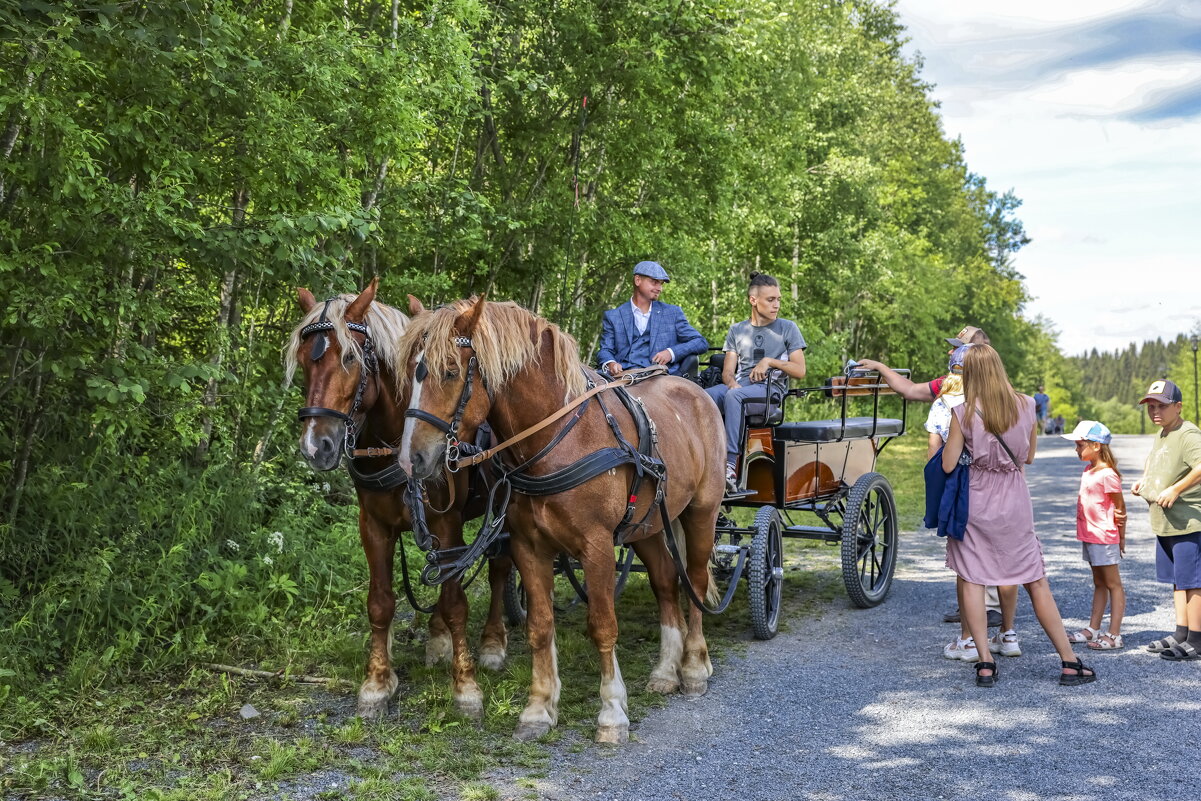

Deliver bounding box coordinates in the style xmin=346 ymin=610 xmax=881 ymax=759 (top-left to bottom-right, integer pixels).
xmin=669 ymin=518 xmax=718 ymax=607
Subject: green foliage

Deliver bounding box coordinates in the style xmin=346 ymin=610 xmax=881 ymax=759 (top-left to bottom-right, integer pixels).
xmin=0 ymin=0 xmax=1047 ymax=723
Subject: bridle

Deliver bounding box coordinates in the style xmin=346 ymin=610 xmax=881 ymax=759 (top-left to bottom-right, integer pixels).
xmin=296 ymin=299 xmax=378 ymax=458
xmin=404 ymin=336 xmax=478 ymax=472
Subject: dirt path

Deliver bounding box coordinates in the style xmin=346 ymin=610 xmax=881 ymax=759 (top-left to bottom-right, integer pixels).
xmin=494 ymin=434 xmax=1201 ymax=801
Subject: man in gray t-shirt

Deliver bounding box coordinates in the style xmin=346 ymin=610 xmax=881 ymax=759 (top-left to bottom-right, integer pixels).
xmin=706 ymin=273 xmax=807 ymax=491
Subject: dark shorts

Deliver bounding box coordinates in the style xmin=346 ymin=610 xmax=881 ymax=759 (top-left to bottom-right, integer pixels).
xmin=1155 ymin=532 xmax=1201 ymax=589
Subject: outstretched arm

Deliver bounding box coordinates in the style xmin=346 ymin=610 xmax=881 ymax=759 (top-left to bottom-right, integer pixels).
xmin=855 ymin=358 xmax=935 ymax=402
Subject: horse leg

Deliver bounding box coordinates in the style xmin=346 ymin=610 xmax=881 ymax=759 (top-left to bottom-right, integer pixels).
xmin=478 ymin=554 xmax=511 ymax=671
xmin=675 ymin=509 xmax=716 ymax=697
xmin=581 ymin=550 xmax=628 ymax=744
xmin=512 ymin=542 xmax=561 ymax=741
xmin=632 ymin=537 xmax=686 ymax=695
xmin=437 ymin=576 xmax=484 ymax=720
xmin=358 ymin=518 xmax=400 ymax=719
xmin=424 ymin=602 xmax=453 ymax=666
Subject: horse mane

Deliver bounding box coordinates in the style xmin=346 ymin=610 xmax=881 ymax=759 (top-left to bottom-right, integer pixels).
xmin=283 ymin=294 xmax=410 ymax=385
xmin=396 ymin=297 xmax=587 ymax=400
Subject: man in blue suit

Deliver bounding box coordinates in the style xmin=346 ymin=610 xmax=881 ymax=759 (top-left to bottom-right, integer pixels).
xmin=597 ymin=261 xmax=708 ymax=378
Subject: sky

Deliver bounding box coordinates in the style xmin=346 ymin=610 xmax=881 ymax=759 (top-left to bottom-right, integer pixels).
xmin=891 ymin=0 xmax=1201 ymax=356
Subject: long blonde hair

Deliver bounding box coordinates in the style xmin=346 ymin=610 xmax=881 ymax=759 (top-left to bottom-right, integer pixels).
xmin=961 ymin=344 xmax=1020 ymax=436
xmin=1095 ymin=443 xmax=1122 ymax=481
xmin=938 ymin=373 xmax=963 ymax=398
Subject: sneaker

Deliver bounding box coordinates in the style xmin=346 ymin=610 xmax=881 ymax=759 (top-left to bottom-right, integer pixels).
xmin=989 ymin=629 xmax=1022 ymax=657
xmin=942 ymin=608 xmax=961 ymax=623
xmin=724 ymin=463 xmax=739 ymax=494
xmin=943 ymin=637 xmax=978 ymax=661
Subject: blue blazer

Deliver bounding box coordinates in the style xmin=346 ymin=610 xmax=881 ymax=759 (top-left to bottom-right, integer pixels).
xmin=596 ymin=301 xmax=708 ymax=376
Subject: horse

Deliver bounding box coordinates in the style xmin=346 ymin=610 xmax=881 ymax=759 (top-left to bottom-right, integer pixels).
xmin=285 ymin=279 xmax=512 ymax=719
xmin=395 ymin=296 xmax=727 ymax=743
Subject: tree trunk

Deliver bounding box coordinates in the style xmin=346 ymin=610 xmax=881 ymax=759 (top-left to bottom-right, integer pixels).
xmin=7 ymin=367 xmax=45 ymax=524
xmin=195 ymin=186 xmax=249 ymax=461
xmin=278 ymin=0 xmax=293 ymax=39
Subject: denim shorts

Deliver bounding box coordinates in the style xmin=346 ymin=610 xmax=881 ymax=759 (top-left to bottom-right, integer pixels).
xmin=1155 ymin=532 xmax=1201 ymax=589
xmin=1082 ymin=542 xmax=1122 ymax=567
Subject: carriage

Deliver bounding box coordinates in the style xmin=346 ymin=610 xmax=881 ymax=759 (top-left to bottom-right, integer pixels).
xmin=501 ymin=356 xmax=911 ymax=640
xmin=710 ymin=359 xmax=910 ymax=639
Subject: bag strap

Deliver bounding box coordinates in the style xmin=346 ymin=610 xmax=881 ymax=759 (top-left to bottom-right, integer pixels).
xmin=991 ymin=430 xmax=1021 ymax=468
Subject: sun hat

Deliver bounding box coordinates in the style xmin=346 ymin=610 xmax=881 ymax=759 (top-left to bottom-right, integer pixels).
xmin=1062 ymin=420 xmax=1112 ymax=445
xmin=1139 ymin=379 xmax=1183 ymax=404
xmin=945 ymin=325 xmax=982 ymax=348
xmin=633 ymin=261 xmax=670 ymax=282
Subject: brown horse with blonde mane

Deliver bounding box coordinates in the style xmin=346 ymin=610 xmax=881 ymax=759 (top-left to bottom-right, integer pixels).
xmin=395 ymin=296 xmax=727 ymax=743
xmin=285 ymin=279 xmax=511 ymax=720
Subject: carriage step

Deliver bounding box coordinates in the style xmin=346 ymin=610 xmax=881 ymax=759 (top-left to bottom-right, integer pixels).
xmin=713 ymin=544 xmax=746 ymax=555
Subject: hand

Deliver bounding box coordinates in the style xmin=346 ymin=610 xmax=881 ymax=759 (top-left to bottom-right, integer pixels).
xmin=1119 ymin=535 xmax=1126 ymax=556
xmin=1131 ymin=480 xmax=1141 ymax=495
xmin=606 ymin=362 xmax=623 ymax=377
xmin=856 ymin=358 xmax=884 ymax=372
xmin=749 ymin=357 xmax=773 ymax=384
xmin=1157 ymin=485 xmax=1182 ymax=509
xmin=651 ymin=349 xmax=672 ymax=366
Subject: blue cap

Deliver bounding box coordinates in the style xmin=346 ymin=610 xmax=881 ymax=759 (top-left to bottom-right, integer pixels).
xmin=947 ymin=343 xmax=972 ymax=373
xmin=1062 ymin=420 xmax=1112 ymax=445
xmin=633 ymin=261 xmax=670 ymax=282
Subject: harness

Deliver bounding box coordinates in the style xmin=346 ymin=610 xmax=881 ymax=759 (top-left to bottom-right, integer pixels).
xmin=404 ymin=338 xmax=670 ymax=586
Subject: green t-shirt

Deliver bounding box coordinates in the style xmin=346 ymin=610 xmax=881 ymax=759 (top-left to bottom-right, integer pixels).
xmin=1138 ymin=421 xmax=1201 ymax=537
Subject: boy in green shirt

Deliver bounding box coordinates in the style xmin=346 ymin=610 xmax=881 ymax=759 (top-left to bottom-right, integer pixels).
xmin=1132 ymin=379 xmax=1201 ymax=660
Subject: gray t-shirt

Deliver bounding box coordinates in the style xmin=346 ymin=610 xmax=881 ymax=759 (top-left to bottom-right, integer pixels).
xmin=722 ymin=318 xmax=806 ymax=386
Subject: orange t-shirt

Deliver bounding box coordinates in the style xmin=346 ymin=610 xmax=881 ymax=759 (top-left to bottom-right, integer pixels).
xmin=1076 ymin=466 xmax=1121 ymax=545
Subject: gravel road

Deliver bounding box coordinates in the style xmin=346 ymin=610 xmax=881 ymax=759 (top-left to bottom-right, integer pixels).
xmin=501 ymin=434 xmax=1201 ymax=801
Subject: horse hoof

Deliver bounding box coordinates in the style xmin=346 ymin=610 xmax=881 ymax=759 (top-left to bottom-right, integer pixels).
xmin=513 ymin=721 xmax=551 ymax=741
xmin=455 ymin=695 xmax=484 ymax=721
xmin=356 ymin=694 xmax=390 ymax=720
xmin=645 ymin=676 xmax=679 ymax=695
xmin=680 ymin=679 xmax=708 ymax=698
xmin=478 ymin=648 xmax=507 ymax=672
xmin=595 ymin=724 xmax=628 ymax=745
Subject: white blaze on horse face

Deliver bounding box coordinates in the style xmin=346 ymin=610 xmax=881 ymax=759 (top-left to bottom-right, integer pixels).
xmin=299 ymin=417 xmax=321 ymax=459
xmin=398 ymin=349 xmax=426 ymax=472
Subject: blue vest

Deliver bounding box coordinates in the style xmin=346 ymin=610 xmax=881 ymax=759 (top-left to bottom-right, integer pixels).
xmin=627 ymin=325 xmax=652 ymax=368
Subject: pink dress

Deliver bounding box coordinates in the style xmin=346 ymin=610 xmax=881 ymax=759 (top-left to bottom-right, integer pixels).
xmin=946 ymin=396 xmax=1045 ymax=585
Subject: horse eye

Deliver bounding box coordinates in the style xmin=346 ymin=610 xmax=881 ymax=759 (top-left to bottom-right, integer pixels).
xmin=342 ymin=352 xmax=356 ymax=366
xmin=443 ymin=370 xmax=459 ymax=381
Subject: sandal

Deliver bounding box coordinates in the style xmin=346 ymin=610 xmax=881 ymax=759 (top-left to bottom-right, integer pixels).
xmin=1067 ymin=626 xmax=1100 ymax=643
xmin=974 ymin=660 xmax=998 ymax=687
xmin=1059 ymin=659 xmax=1097 ymax=686
xmin=1087 ymin=632 xmax=1124 ymax=651
xmin=1160 ymin=642 xmax=1201 ymax=662
xmin=1146 ymin=635 xmax=1182 ymax=653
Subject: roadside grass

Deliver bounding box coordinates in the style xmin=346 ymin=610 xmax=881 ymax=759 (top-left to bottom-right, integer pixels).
xmin=1 ymin=446 xmax=919 ymax=800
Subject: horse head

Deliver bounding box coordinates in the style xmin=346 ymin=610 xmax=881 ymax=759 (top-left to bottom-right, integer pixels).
xmin=397 ymin=295 xmax=493 ymax=480
xmin=287 ymin=277 xmax=410 ymax=472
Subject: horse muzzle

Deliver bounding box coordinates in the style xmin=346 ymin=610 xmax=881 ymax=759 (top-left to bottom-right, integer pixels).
xmin=298 ymin=416 xmax=346 ymax=472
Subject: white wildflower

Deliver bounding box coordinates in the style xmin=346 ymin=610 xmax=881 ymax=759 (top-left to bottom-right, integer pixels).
xmin=267 ymin=531 xmax=284 ymax=553
xmin=321 ymin=482 xmax=331 ymax=492
xmin=262 ymin=555 xmax=274 ymax=566
xmin=225 ymin=539 xmax=240 ymax=552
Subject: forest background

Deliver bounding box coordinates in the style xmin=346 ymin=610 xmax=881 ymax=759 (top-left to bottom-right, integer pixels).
xmin=1 ymin=0 xmax=1198 ymax=727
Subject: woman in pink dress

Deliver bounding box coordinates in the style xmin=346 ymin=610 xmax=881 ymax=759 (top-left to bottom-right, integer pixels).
xmin=942 ymin=345 xmax=1096 ymax=687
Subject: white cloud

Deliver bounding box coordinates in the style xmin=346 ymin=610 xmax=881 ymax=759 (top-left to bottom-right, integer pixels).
xmin=894 ymin=0 xmax=1201 ymax=355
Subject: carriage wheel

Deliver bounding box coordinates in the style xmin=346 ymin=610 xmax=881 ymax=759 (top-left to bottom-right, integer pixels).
xmin=748 ymin=506 xmax=784 ymax=640
xmin=502 ymin=546 xmax=635 ymax=627
xmin=840 ymin=472 xmax=899 ymax=608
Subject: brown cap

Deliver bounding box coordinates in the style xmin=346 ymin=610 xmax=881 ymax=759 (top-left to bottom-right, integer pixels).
xmin=946 ymin=325 xmax=983 ymax=348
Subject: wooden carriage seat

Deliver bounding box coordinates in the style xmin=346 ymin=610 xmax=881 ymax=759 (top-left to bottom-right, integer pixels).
xmin=775 ymin=417 xmax=904 ymax=443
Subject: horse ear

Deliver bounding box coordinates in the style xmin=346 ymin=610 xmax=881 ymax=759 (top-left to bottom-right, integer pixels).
xmin=297 ymin=287 xmax=317 ymax=313
xmin=345 ymin=276 xmax=379 ymax=321
xmin=461 ymin=294 xmax=486 ymax=336
xmin=407 ymin=294 xmax=425 ymax=316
